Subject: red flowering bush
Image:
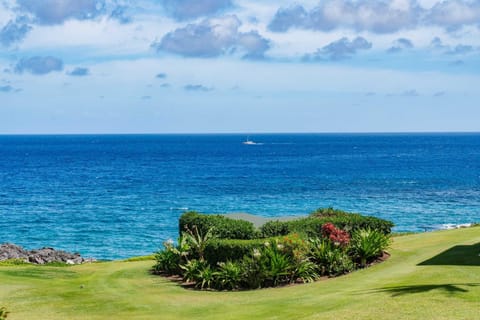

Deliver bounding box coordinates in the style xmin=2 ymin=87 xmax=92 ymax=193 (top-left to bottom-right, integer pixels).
xmin=321 ymin=223 xmax=350 ymax=247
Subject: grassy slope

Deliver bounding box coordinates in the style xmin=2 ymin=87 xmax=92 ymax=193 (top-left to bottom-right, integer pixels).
xmin=1 ymin=227 xmax=479 ymax=320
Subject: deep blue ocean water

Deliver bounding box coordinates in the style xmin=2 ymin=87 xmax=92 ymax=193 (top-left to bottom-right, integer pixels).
xmin=0 ymin=133 xmax=479 ymax=259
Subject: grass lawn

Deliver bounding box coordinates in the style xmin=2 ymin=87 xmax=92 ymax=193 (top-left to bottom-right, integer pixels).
xmin=1 ymin=227 xmax=479 ymax=320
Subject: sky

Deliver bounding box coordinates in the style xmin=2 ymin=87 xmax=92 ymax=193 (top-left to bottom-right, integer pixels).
xmin=0 ymin=0 xmax=480 ymax=134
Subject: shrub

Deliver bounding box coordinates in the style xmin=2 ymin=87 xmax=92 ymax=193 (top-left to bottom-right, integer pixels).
xmin=153 ymin=247 xmax=181 ymax=275
xmin=196 ymin=265 xmax=215 ymax=289
xmin=260 ymin=208 xmax=393 ymax=238
xmin=350 ymin=228 xmax=391 ymax=267
xmin=321 ymin=223 xmax=350 ymax=247
xmin=181 ymin=225 xmax=214 ymax=261
xmin=311 ymin=207 xmax=349 ymax=218
xmin=215 ymin=261 xmax=243 ymax=290
xmin=262 ymin=241 xmax=293 ymax=286
xmin=0 ymin=307 xmax=9 ymax=320
xmin=153 ymin=238 xmax=187 ymax=275
xmin=259 ymin=220 xmax=291 ymax=237
xmin=240 ymin=251 xmax=265 ymax=289
xmin=309 ymin=238 xmax=354 ymax=276
xmin=292 ymin=258 xmax=320 ymax=283
xmin=179 ymin=259 xmax=207 ymax=283
xmin=179 ymin=211 xmax=257 ymax=239
xmin=260 ymin=218 xmax=323 ymax=238
xmin=204 ymin=238 xmax=273 ymax=265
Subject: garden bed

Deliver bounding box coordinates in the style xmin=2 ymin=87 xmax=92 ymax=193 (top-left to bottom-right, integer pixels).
xmin=153 ymin=208 xmax=393 ymax=291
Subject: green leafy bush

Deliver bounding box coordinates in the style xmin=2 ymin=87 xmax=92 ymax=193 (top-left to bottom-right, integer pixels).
xmin=351 ymin=228 xmax=391 ymax=267
xmin=215 ymin=261 xmax=243 ymax=290
xmin=196 ymin=264 xmax=215 ymax=289
xmin=156 ymin=208 xmax=393 ymax=291
xmin=240 ymin=250 xmax=265 ymax=289
xmin=179 ymin=259 xmax=207 ymax=283
xmin=0 ymin=307 xmax=9 ymax=320
xmin=153 ymin=239 xmax=185 ymax=275
xmin=309 ymin=238 xmax=354 ymax=276
xmin=293 ymin=258 xmax=320 ymax=283
xmin=179 ymin=211 xmax=257 ymax=239
xmin=204 ymin=238 xmax=272 ymax=265
xmin=262 ymin=241 xmax=293 ymax=286
xmin=260 ymin=208 xmax=393 ymax=238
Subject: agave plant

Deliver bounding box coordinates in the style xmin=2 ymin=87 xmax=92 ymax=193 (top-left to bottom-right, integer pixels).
xmin=351 ymin=228 xmax=391 ymax=267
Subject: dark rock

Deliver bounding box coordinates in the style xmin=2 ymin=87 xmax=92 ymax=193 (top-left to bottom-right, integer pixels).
xmin=0 ymin=243 xmax=96 ymax=264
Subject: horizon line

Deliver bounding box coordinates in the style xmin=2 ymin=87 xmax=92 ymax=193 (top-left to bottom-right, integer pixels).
xmin=1 ymin=130 xmax=480 ymax=136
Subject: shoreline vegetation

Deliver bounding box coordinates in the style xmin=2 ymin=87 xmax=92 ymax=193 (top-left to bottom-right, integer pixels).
xmin=152 ymin=208 xmax=394 ymax=290
xmin=0 ymin=226 xmax=479 ymax=319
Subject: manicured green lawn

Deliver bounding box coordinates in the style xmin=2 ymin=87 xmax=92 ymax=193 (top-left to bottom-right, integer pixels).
xmin=1 ymin=227 xmax=479 ymax=319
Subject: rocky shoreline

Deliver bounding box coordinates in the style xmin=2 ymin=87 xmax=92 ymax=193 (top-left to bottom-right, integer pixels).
xmin=0 ymin=243 xmax=96 ymax=265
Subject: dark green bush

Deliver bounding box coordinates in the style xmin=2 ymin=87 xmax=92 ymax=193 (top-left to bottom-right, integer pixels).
xmin=0 ymin=306 xmax=9 ymax=320
xmin=204 ymin=238 xmax=272 ymax=265
xmin=179 ymin=211 xmax=257 ymax=240
xmin=260 ymin=208 xmax=393 ymax=238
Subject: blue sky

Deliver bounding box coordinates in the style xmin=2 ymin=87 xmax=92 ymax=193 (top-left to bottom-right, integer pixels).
xmin=1 ymin=0 xmax=479 ymax=133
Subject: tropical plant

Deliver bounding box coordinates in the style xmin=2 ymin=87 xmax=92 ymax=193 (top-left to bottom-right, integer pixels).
xmin=153 ymin=236 xmax=191 ymax=274
xmin=240 ymin=249 xmax=265 ymax=289
xmin=292 ymin=258 xmax=320 ymax=283
xmin=0 ymin=307 xmax=9 ymax=320
xmin=215 ymin=261 xmax=243 ymax=290
xmin=195 ymin=265 xmax=215 ymax=289
xmin=309 ymin=238 xmax=354 ymax=276
xmin=179 ymin=259 xmax=207 ymax=283
xmin=153 ymin=239 xmax=182 ymax=275
xmin=182 ymin=225 xmax=214 ymax=261
xmin=263 ymin=241 xmax=293 ymax=286
xmin=321 ymin=223 xmax=350 ymax=247
xmin=351 ymin=228 xmax=391 ymax=267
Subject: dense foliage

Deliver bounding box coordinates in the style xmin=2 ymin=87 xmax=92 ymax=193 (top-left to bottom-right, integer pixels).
xmin=179 ymin=211 xmax=258 ymax=240
xmin=155 ymin=208 xmax=392 ymax=290
xmin=261 ymin=208 xmax=393 ymax=237
xmin=0 ymin=307 xmax=8 ymax=320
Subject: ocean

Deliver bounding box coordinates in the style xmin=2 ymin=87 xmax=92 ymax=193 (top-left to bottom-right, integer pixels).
xmin=0 ymin=133 xmax=479 ymax=259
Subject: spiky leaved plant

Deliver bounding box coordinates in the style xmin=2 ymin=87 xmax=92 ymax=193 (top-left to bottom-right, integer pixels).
xmin=351 ymin=228 xmax=391 ymax=267
xmin=0 ymin=306 xmax=9 ymax=320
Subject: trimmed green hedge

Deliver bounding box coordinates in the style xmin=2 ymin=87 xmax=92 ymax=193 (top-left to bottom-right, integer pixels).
xmin=204 ymin=238 xmax=273 ymax=265
xmin=261 ymin=210 xmax=393 ymax=238
xmin=179 ymin=211 xmax=258 ymax=240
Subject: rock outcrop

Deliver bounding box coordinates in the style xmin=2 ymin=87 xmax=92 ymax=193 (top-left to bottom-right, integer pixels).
xmin=0 ymin=243 xmax=96 ymax=264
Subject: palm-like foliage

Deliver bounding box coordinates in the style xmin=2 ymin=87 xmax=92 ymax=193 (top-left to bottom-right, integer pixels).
xmin=0 ymin=307 xmax=9 ymax=320
xmin=181 ymin=226 xmax=214 ymax=261
xmin=196 ymin=265 xmax=215 ymax=289
xmin=351 ymin=228 xmax=391 ymax=267
xmin=215 ymin=261 xmax=243 ymax=290
xmin=293 ymin=258 xmax=320 ymax=283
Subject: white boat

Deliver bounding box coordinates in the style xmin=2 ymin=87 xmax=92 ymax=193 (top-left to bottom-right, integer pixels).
xmin=243 ymin=137 xmax=257 ymax=145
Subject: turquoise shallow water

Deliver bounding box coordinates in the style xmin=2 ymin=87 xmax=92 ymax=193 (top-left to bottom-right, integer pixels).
xmin=0 ymin=133 xmax=479 ymax=259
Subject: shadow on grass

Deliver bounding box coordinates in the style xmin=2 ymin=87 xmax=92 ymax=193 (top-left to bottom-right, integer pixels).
xmin=418 ymin=242 xmax=480 ymax=266
xmin=372 ymin=283 xmax=480 ymax=297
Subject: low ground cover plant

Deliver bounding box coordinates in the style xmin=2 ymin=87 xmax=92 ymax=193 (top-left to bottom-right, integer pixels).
xmin=154 ymin=208 xmax=392 ymax=290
